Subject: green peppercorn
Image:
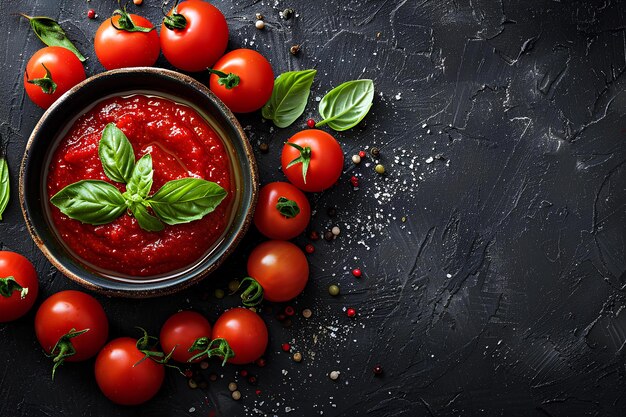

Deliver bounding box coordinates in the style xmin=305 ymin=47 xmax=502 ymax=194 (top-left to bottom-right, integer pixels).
xmin=375 ymin=164 xmax=385 ymax=174
xmin=214 ymin=288 xmax=225 ymax=299
xmin=328 ymin=284 xmax=340 ymax=296
xmin=228 ymin=280 xmax=240 ymax=293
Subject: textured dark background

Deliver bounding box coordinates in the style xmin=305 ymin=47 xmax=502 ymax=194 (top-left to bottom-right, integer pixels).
xmin=1 ymin=0 xmax=626 ymax=416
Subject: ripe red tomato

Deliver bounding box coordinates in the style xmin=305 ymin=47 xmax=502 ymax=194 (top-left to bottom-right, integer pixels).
xmin=212 ymin=308 xmax=268 ymax=365
xmin=254 ymin=182 xmax=311 ymax=240
xmin=23 ymin=46 xmax=86 ymax=109
xmin=0 ymin=251 xmax=39 ymax=323
xmin=209 ymin=49 xmax=274 ymax=113
xmin=281 ymin=129 xmax=344 ymax=192
xmin=34 ymin=290 xmax=108 ymax=376
xmin=95 ymin=336 xmax=164 ymax=405
xmin=160 ymin=311 xmax=212 ymax=363
xmin=94 ymin=12 xmax=160 ymax=70
xmin=160 ymin=0 xmax=228 ymax=71
xmin=247 ymin=240 xmax=309 ymax=302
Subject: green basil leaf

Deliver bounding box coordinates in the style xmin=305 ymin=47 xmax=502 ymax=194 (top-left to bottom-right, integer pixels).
xmin=50 ymin=180 xmax=126 ymax=225
xmin=130 ymin=203 xmax=164 ymax=232
xmin=126 ymin=154 xmax=153 ymax=200
xmin=99 ymin=123 xmax=135 ymax=184
xmin=20 ymin=15 xmax=86 ymax=62
xmin=262 ymin=69 xmax=317 ymax=128
xmin=316 ymin=79 xmax=374 ymax=131
xmin=0 ymin=158 xmax=9 ymax=221
xmin=148 ymin=178 xmax=227 ymax=225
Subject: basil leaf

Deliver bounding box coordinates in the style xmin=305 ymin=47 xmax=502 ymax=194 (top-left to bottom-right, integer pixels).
xmin=50 ymin=180 xmax=126 ymax=225
xmin=148 ymin=178 xmax=227 ymax=225
xmin=126 ymin=154 xmax=153 ymax=200
xmin=316 ymin=79 xmax=374 ymax=131
xmin=20 ymin=14 xmax=86 ymax=62
xmin=276 ymin=197 xmax=300 ymax=218
xmin=99 ymin=123 xmax=135 ymax=184
xmin=262 ymin=69 xmax=317 ymax=128
xmin=0 ymin=158 xmax=9 ymax=220
xmin=130 ymin=203 xmax=164 ymax=232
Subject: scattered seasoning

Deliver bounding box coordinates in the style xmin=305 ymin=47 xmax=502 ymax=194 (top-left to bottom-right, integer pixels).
xmin=351 ymin=154 xmax=361 ymax=164
xmin=231 ymin=390 xmax=242 ymax=401
xmin=352 ymin=268 xmax=362 ymax=278
xmin=255 ymin=357 xmax=267 ymax=367
xmin=188 ymin=379 xmax=198 ymax=389
xmin=373 ymin=365 xmax=383 ymax=375
xmin=255 ymin=20 xmax=265 ymax=29
xmin=370 ymin=147 xmax=380 ymax=157
xmin=304 ymin=243 xmax=315 ymax=254
xmin=133 ymin=0 xmax=143 ymax=4
xmin=281 ymin=343 xmax=291 ymax=352
xmin=329 ymin=370 xmax=340 ymax=380
xmin=309 ymin=230 xmax=320 ymax=241
xmin=324 ymin=230 xmax=334 ymax=241
xmin=200 ymin=361 xmax=209 ymax=370
xmin=255 ymin=389 xmax=262 ymax=395
xmin=227 ymin=280 xmax=240 ymax=293
xmin=293 ymin=352 xmax=303 ymax=362
xmin=350 ymin=176 xmax=359 ymax=187
xmin=87 ymin=9 xmax=96 ymax=19
xmin=375 ymin=164 xmax=385 ymax=174
xmin=331 ymin=226 xmax=340 ymax=236
xmin=346 ymin=308 xmax=356 ymax=318
xmin=282 ymin=8 xmax=294 ymax=19
xmin=302 ymin=308 xmax=312 ymax=318
xmin=327 ymin=207 xmax=337 ymax=217
xmin=289 ymin=44 xmax=301 ymax=55
xmin=328 ymin=284 xmax=340 ymax=296
xmin=209 ymin=373 xmax=218 ymax=382
xmin=306 ymin=118 xmax=316 ymax=128
xmin=240 ymin=370 xmax=248 ymax=377
xmin=248 ymin=375 xmax=258 ymax=385
xmin=284 ymin=306 xmax=295 ymax=316
xmin=259 ymin=142 xmax=269 ymax=153
xmin=228 ymin=382 xmax=238 ymax=392
xmin=255 ymin=13 xmax=263 ymax=19
xmin=214 ymin=288 xmax=225 ymax=299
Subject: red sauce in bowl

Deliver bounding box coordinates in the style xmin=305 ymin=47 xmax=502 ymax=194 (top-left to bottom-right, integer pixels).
xmin=47 ymin=95 xmax=232 ymax=277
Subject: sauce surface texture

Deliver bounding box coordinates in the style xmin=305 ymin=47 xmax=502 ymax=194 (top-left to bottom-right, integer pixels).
xmin=47 ymin=95 xmax=232 ymax=277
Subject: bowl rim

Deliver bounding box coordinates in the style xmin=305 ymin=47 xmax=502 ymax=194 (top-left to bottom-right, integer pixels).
xmin=19 ymin=67 xmax=259 ymax=298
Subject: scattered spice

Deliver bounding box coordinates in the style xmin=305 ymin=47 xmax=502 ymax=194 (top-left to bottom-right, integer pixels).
xmin=346 ymin=308 xmax=356 ymax=318
xmin=228 ymin=382 xmax=238 ymax=392
xmin=259 ymin=142 xmax=269 ymax=153
xmin=87 ymin=9 xmax=96 ymax=19
xmin=290 ymin=44 xmax=301 ymax=55
xmin=281 ymin=343 xmax=291 ymax=352
xmin=200 ymin=361 xmax=209 ymax=370
xmin=232 ymin=390 xmax=242 ymax=401
xmin=247 ymin=375 xmax=257 ymax=385
xmin=373 ymin=365 xmax=383 ymax=375
xmin=331 ymin=226 xmax=340 ymax=236
xmin=255 ymin=20 xmax=265 ymax=30
xmin=284 ymin=306 xmax=295 ymax=316
xmin=255 ymin=13 xmax=263 ymax=20
xmin=306 ymin=118 xmax=315 ymax=128
xmin=375 ymin=164 xmax=385 ymax=174
xmin=305 ymin=243 xmax=315 ymax=254
xmin=188 ymin=379 xmax=198 ymax=389
xmin=370 ymin=147 xmax=380 ymax=157
xmin=358 ymin=150 xmax=366 ymax=158
xmin=350 ymin=176 xmax=359 ymax=187
xmin=328 ymin=284 xmax=340 ymax=296
xmin=324 ymin=230 xmax=334 ymax=241
xmin=329 ymin=370 xmax=340 ymax=380
xmin=214 ymin=288 xmax=225 ymax=299
xmin=309 ymin=230 xmax=320 ymax=240
xmin=293 ymin=352 xmax=303 ymax=362
xmin=255 ymin=357 xmax=267 ymax=367
xmin=351 ymin=154 xmax=361 ymax=164
xmin=282 ymin=8 xmax=294 ymax=19
xmin=352 ymin=268 xmax=362 ymax=278
xmin=302 ymin=308 xmax=312 ymax=318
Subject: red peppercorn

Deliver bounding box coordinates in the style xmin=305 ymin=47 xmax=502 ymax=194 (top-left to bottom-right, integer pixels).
xmin=359 ymin=150 xmax=366 ymax=158
xmin=240 ymin=370 xmax=248 ymax=377
xmin=306 ymin=118 xmax=316 ymax=128
xmin=255 ymin=357 xmax=266 ymax=367
xmin=350 ymin=176 xmax=359 ymax=187
xmin=305 ymin=244 xmax=315 ymax=254
xmin=183 ymin=369 xmax=193 ymax=379
xmin=373 ymin=365 xmax=383 ymax=375
xmin=346 ymin=308 xmax=356 ymax=318
xmin=352 ymin=268 xmax=362 ymax=278
xmin=276 ymin=313 xmax=286 ymax=321
xmin=255 ymin=389 xmax=262 ymax=395
xmin=87 ymin=9 xmax=96 ymax=19
xmin=281 ymin=343 xmax=291 ymax=352
xmin=309 ymin=230 xmax=320 ymax=241
xmin=248 ymin=375 xmax=257 ymax=385
xmin=284 ymin=306 xmax=295 ymax=316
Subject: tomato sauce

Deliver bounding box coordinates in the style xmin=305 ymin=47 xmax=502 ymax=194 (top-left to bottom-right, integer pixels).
xmin=47 ymin=95 xmax=232 ymax=277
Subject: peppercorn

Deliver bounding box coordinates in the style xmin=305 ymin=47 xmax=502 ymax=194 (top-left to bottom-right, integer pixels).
xmin=247 ymin=375 xmax=257 ymax=385
xmin=302 ymin=308 xmax=312 ymax=318
xmin=276 ymin=313 xmax=286 ymax=321
xmin=183 ymin=369 xmax=193 ymax=378
xmin=352 ymin=268 xmax=362 ymax=278
xmin=228 ymin=382 xmax=238 ymax=392
xmin=214 ymin=288 xmax=225 ymax=299
xmin=324 ymin=231 xmax=334 ymax=241
xmin=327 ymin=207 xmax=337 ymax=217
xmin=329 ymin=370 xmax=340 ymax=380
xmin=309 ymin=230 xmax=320 ymax=240
xmin=240 ymin=370 xmax=248 ymax=377
xmin=188 ymin=379 xmax=198 ymax=389
xmin=282 ymin=8 xmax=294 ymax=19
xmin=87 ymin=9 xmax=96 ymax=19
xmin=370 ymin=147 xmax=380 ymax=157
xmin=328 ymin=284 xmax=340 ymax=296
xmin=306 ymin=118 xmax=315 ymax=128
xmin=331 ymin=226 xmax=340 ymax=236
xmin=232 ymin=390 xmax=242 ymax=400
xmin=375 ymin=164 xmax=385 ymax=174
xmin=281 ymin=343 xmax=291 ymax=352
xmin=255 ymin=13 xmax=263 ymax=20
xmin=351 ymin=154 xmax=361 ymax=164
xmin=259 ymin=142 xmax=269 ymax=153
xmin=255 ymin=357 xmax=267 ymax=367
xmin=284 ymin=306 xmax=295 ymax=316
xmin=359 ymin=150 xmax=366 ymax=158
xmin=346 ymin=308 xmax=356 ymax=317
xmin=290 ymin=44 xmax=301 ymax=55
xmin=293 ymin=352 xmax=303 ymax=362
xmin=305 ymin=244 xmax=315 ymax=254
xmin=133 ymin=0 xmax=143 ymax=5
xmin=228 ymin=280 xmax=240 ymax=293
xmin=209 ymin=373 xmax=218 ymax=382
xmin=200 ymin=361 xmax=209 ymax=370
xmin=255 ymin=20 xmax=265 ymax=30
xmin=373 ymin=365 xmax=383 ymax=375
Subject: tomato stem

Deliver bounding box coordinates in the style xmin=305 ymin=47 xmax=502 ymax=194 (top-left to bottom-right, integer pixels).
xmin=48 ymin=328 xmax=90 ymax=380
xmin=0 ymin=276 xmax=28 ymax=299
xmin=206 ymin=69 xmax=241 ymax=89
xmin=285 ymin=142 xmax=312 ymax=184
xmin=187 ymin=337 xmax=234 ymax=366
xmin=162 ymin=0 xmax=187 ymax=30
xmin=25 ymin=63 xmax=57 ymax=95
xmin=111 ymin=4 xmax=154 ymax=33
xmin=233 ymin=277 xmax=264 ymax=307
xmin=276 ymin=196 xmax=301 ymax=218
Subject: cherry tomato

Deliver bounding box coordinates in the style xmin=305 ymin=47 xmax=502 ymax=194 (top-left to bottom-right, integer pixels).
xmin=247 ymin=240 xmax=309 ymax=303
xmin=23 ymin=46 xmax=86 ymax=109
xmin=212 ymin=308 xmax=268 ymax=365
xmin=160 ymin=311 xmax=212 ymax=363
xmin=254 ymin=182 xmax=311 ymax=240
xmin=35 ymin=290 xmax=108 ymax=376
xmin=281 ymin=129 xmax=344 ymax=192
xmin=0 ymin=251 xmax=39 ymax=323
xmin=209 ymin=49 xmax=274 ymax=113
xmin=95 ymin=336 xmax=164 ymax=405
xmin=94 ymin=11 xmax=160 ymax=70
xmin=160 ymin=0 xmax=228 ymax=72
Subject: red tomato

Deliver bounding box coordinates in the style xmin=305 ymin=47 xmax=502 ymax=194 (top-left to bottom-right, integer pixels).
xmin=209 ymin=49 xmax=274 ymax=113
xmin=247 ymin=240 xmax=309 ymax=302
xmin=0 ymin=251 xmax=39 ymax=323
xmin=160 ymin=311 xmax=212 ymax=363
xmin=160 ymin=0 xmax=228 ymax=71
xmin=34 ymin=290 xmax=108 ymax=375
xmin=212 ymin=308 xmax=268 ymax=365
xmin=254 ymin=182 xmax=311 ymax=240
xmin=95 ymin=337 xmax=165 ymax=405
xmin=281 ymin=129 xmax=344 ymax=192
xmin=94 ymin=12 xmax=160 ymax=70
xmin=23 ymin=46 xmax=86 ymax=109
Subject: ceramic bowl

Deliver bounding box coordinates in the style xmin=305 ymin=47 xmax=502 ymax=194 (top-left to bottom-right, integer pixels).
xmin=20 ymin=67 xmax=258 ymax=298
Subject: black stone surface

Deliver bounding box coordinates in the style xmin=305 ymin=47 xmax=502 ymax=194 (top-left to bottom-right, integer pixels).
xmin=1 ymin=1 xmax=626 ymax=416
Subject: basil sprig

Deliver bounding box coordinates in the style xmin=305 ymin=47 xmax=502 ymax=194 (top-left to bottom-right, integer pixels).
xmin=20 ymin=14 xmax=86 ymax=62
xmin=50 ymin=123 xmax=227 ymax=232
xmin=316 ymin=79 xmax=374 ymax=131
xmin=262 ymin=69 xmax=317 ymax=128
xmin=0 ymin=157 xmax=9 ymax=221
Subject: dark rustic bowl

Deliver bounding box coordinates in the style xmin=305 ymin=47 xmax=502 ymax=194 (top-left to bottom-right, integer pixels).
xmin=19 ymin=68 xmax=258 ymax=298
